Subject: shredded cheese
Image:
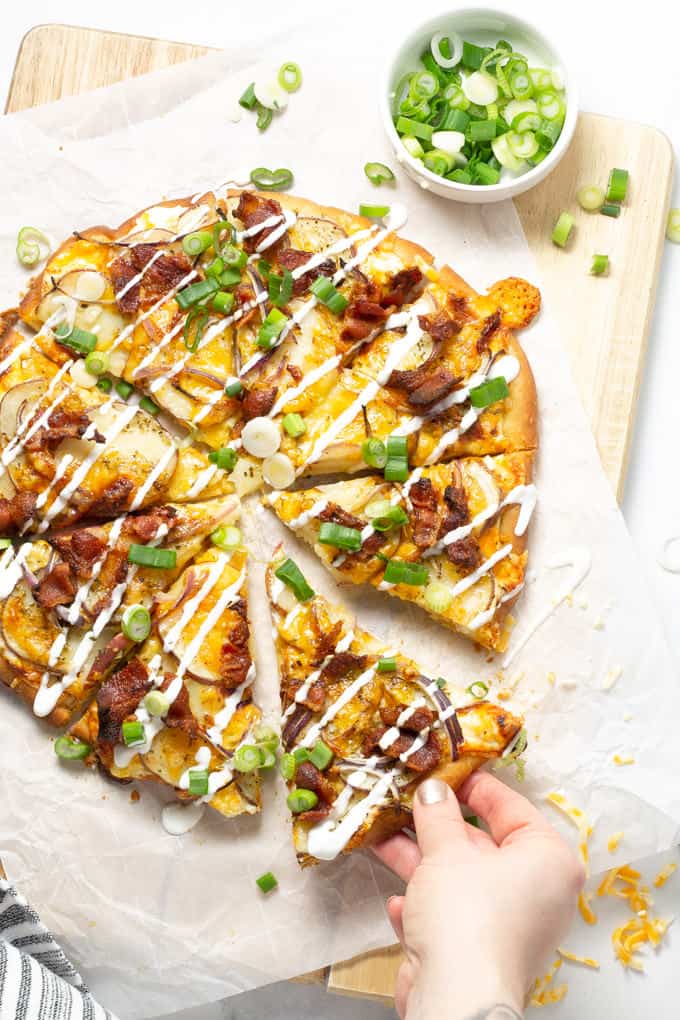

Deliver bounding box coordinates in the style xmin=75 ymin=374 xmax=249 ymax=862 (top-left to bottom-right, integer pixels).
xmin=529 ymin=958 xmax=567 ymax=1007
xmin=597 ymin=864 xmax=673 ymax=971
xmin=612 ymin=753 xmax=635 ymax=766
xmin=547 ymin=792 xmax=597 ymax=925
xmin=607 ymin=831 xmax=624 ymax=853
xmin=654 ymin=862 xmax=678 ymax=888
xmin=558 ymin=948 xmax=600 ymax=969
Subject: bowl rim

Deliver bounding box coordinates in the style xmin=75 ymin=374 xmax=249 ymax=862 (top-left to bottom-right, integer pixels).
xmin=379 ymin=6 xmax=579 ymax=198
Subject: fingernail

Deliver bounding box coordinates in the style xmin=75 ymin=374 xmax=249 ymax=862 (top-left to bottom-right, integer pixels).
xmin=417 ymin=778 xmax=449 ymax=806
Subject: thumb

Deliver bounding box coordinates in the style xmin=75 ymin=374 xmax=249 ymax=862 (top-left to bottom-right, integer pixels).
xmin=412 ymin=777 xmax=468 ymax=859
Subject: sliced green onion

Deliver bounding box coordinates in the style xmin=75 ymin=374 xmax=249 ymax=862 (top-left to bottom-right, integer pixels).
xmin=183 ymin=307 xmax=210 ymax=353
xmin=469 ymin=376 xmax=509 ymax=408
xmin=282 ymin=412 xmax=306 ymax=438
xmin=318 ymin=522 xmax=362 ymax=552
xmin=212 ymin=291 xmax=235 ymax=315
xmin=510 ymin=71 xmax=534 ymax=101
xmin=361 ymin=438 xmax=387 ymax=469
xmin=436 ymin=677 xmax=447 ymax=690
xmin=249 ymin=167 xmax=294 ymax=191
xmin=606 ymin=168 xmax=629 ymax=204
xmin=448 ymin=168 xmax=473 ymax=185
xmin=115 ymin=379 xmax=135 ymax=400
xmin=384 ymin=436 xmax=408 ymax=483
xmin=293 ymin=747 xmax=310 ymax=764
xmin=212 ymin=221 xmax=235 ymax=258
xmin=411 ymin=70 xmax=439 ymax=98
xmin=205 ymin=257 xmax=224 ymax=280
xmin=278 ymin=61 xmax=302 ymax=92
xmin=256 ymin=104 xmax=273 ymax=132
xmin=256 ymin=871 xmax=278 ymax=894
xmin=443 ymin=83 xmax=470 ymax=110
xmin=491 ymin=134 xmax=523 ymax=172
xmin=529 ymin=69 xmax=553 ymax=90
xmin=257 ymin=308 xmax=288 ymax=349
xmin=211 ymin=524 xmax=242 ymax=551
xmin=535 ymin=119 xmax=562 ymax=151
xmin=364 ymin=161 xmax=395 ymax=185
xmin=268 ymin=269 xmax=293 ymax=307
xmin=395 ymin=116 xmax=433 ymax=142
xmin=401 ymin=136 xmax=425 ymax=158
xmin=280 ymin=752 xmax=297 ymax=781
xmin=252 ymin=724 xmax=279 ymax=749
xmin=233 ymin=744 xmax=264 ymax=773
xmin=551 ymin=211 xmax=575 ymax=248
xmin=96 ymin=377 xmax=112 ymax=394
xmin=139 ymin=396 xmax=160 ymax=416
xmin=383 ymin=559 xmax=428 ymax=586
xmin=274 ymin=557 xmax=314 ymax=602
xmin=423 ymin=150 xmax=454 ymax=176
xmin=287 ymin=788 xmax=318 ymax=814
xmin=310 ymin=276 xmax=348 ymax=314
xmin=182 ymin=231 xmax=213 ymax=257
xmin=54 ymin=736 xmax=91 ymax=760
xmin=259 ymin=747 xmax=276 ymax=769
xmin=225 ymin=379 xmax=243 ymax=398
xmin=467 ymin=119 xmax=497 ymax=142
xmin=466 ymin=680 xmax=489 ymax=699
xmin=121 ymin=604 xmax=151 ymax=642
xmin=600 ymin=203 xmax=621 ymax=219
xmin=666 ymin=209 xmax=680 ymax=244
xmin=16 ymin=226 xmax=50 ymax=267
xmin=143 ymin=690 xmax=170 ymax=717
xmin=506 ymin=131 xmax=539 ymax=160
xmin=218 ymin=267 xmax=242 ymax=288
xmin=370 ymin=504 xmax=409 ymax=532
xmin=441 ymin=108 xmax=470 ymax=133
xmin=122 ymin=720 xmax=145 ymax=747
xmin=473 ymin=163 xmax=500 ymax=186
xmin=359 ymin=204 xmax=390 ymax=220
xmin=220 ymin=245 xmax=248 ymax=270
xmin=0 ymin=538 xmax=11 ymax=550
xmin=128 ymin=544 xmax=177 ymax=569
xmin=239 ymin=83 xmax=258 ymax=110
xmin=189 ymin=769 xmax=209 ymax=796
xmin=208 ymin=446 xmax=238 ymax=471
xmin=590 ymin=254 xmax=610 ymax=276
xmin=462 ymin=41 xmax=489 ymax=70
xmin=577 ymin=185 xmax=605 ymax=212
xmin=308 ymin=740 xmax=333 ymax=770
xmin=377 ymin=657 xmax=397 ymax=673
xmin=84 ymin=351 xmax=109 ymax=376
xmin=535 ymin=89 xmax=563 ymax=121
xmin=55 ymin=325 xmax=97 ymax=354
xmin=511 ymin=111 xmax=541 ymax=133
xmin=424 ymin=581 xmax=454 ymax=614
xmin=176 ymin=277 xmax=219 ymax=310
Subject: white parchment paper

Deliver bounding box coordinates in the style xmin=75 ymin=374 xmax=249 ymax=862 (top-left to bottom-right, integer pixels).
xmin=0 ymin=22 xmax=678 ymax=1019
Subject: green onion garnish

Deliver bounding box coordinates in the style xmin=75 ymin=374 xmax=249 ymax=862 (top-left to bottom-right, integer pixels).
xmin=16 ymin=226 xmax=50 ymax=267
xmin=384 ymin=435 xmax=408 ymax=483
xmin=370 ymin=504 xmax=409 ymax=532
xmin=395 ymin=116 xmax=434 ymax=142
xmin=239 ymin=83 xmax=258 ymax=110
xmin=225 ymin=379 xmax=243 ymax=398
xmin=606 ymin=168 xmax=629 ymax=204
xmin=435 ymin=677 xmax=447 ymax=690
xmin=182 ymin=231 xmax=213 ymax=257
xmin=268 ymin=269 xmax=293 ymax=307
xmin=84 ymin=351 xmax=108 ymax=376
xmin=143 ymin=690 xmax=170 ymax=717
xmin=462 ymin=41 xmax=489 ymax=70
xmin=218 ymin=267 xmax=242 ymax=289
xmin=361 ymin=438 xmax=387 ymax=469
xmin=96 ymin=377 xmax=112 ymax=394
xmin=206 ymin=257 xmax=224 ymax=280
xmin=383 ymin=559 xmax=428 ymax=586
xmin=293 ymin=747 xmax=310 ymax=763
xmin=468 ymin=119 xmax=497 ymax=142
xmin=590 ymin=254 xmax=610 ymax=277
xmin=377 ymin=657 xmax=397 ymax=673
xmin=280 ymin=752 xmax=297 ymax=781
xmin=233 ymin=745 xmax=264 ymax=773
xmin=308 ymin=740 xmax=333 ymax=771
xmin=424 ymin=580 xmax=453 ymax=614
xmin=188 ymin=769 xmax=209 ymax=797
xmin=600 ymin=203 xmax=621 ymax=219
xmin=115 ymin=379 xmax=134 ymax=400
xmin=128 ymin=544 xmax=177 ymax=569
xmin=469 ymin=376 xmax=509 ymax=408
xmin=666 ymin=209 xmax=680 ymax=244
xmin=249 ymin=167 xmax=294 ymax=191
xmin=176 ymin=277 xmax=219 ymax=309
xmin=282 ymin=412 xmax=306 ymax=438
xmin=212 ymin=291 xmax=235 ymax=315
xmin=318 ymin=522 xmax=362 ymax=552
xmin=466 ymin=680 xmax=489 ymax=699
xmin=256 ymin=104 xmax=273 ymax=132
xmin=54 ymin=736 xmax=91 ymax=760
xmin=0 ymin=538 xmax=11 ymax=549
xmin=55 ymin=325 xmax=97 ymax=354
xmin=257 ymin=308 xmax=288 ymax=350
xmin=210 ymin=525 xmax=241 ymax=551
xmin=121 ymin=604 xmax=151 ymax=642
xmin=278 ymin=61 xmax=302 ymax=93
xmin=208 ymin=446 xmax=238 ymax=471
xmin=551 ymin=212 xmax=574 ymax=248
xmin=274 ymin=557 xmax=314 ymax=602
xmin=359 ymin=203 xmax=391 ymax=220
xmin=577 ymin=185 xmax=605 ymax=212
xmin=122 ymin=720 xmax=145 ymax=747
xmin=256 ymin=871 xmax=279 ymax=894
xmin=221 ymin=245 xmax=248 ymax=269
xmin=364 ymin=162 xmax=395 ymax=185
xmin=310 ymin=276 xmax=348 ymax=315
xmin=139 ymin=396 xmax=160 ymax=416
xmin=287 ymin=788 xmax=319 ymax=814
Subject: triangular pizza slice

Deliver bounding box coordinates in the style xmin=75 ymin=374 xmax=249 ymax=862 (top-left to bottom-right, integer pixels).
xmin=267 ymin=557 xmax=523 ymax=865
xmin=267 ymin=452 xmax=535 ymax=651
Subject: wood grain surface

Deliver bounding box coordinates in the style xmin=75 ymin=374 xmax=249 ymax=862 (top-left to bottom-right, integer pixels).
xmin=4 ymin=23 xmax=673 ymax=1005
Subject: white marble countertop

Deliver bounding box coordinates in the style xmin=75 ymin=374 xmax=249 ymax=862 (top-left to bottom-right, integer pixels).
xmin=0 ymin=2 xmax=677 ymax=1017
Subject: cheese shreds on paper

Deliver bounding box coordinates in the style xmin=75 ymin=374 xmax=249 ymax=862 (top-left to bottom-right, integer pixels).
xmin=613 ymin=753 xmax=635 ymax=766
xmin=547 ymin=791 xmax=597 ymax=925
xmin=558 ymin=948 xmax=600 ymax=970
xmin=607 ymin=831 xmax=624 ymax=853
xmin=597 ymin=865 xmax=673 ymax=971
xmin=530 ymin=957 xmax=567 ymax=1007
xmin=653 ymin=862 xmax=678 ymax=888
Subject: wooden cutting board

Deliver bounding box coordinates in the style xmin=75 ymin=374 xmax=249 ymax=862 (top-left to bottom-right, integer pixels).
xmin=5 ymin=23 xmax=673 ymax=1007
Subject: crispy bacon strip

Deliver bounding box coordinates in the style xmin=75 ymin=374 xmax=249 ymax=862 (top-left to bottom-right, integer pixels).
xmin=24 ymin=409 xmax=102 ymax=452
xmin=295 ymin=761 xmax=336 ymax=803
xmin=234 ymin=193 xmax=284 ymax=253
xmin=220 ymin=600 xmax=252 ymax=691
xmin=124 ymin=506 xmax=177 ymax=543
xmin=0 ymin=492 xmax=37 ymax=533
xmin=408 ymin=368 xmax=461 ymax=408
xmin=446 ymin=535 xmax=481 ymax=570
xmin=34 ymin=562 xmax=76 ymax=608
xmin=380 ymin=267 xmax=425 ymax=308
xmin=51 ymin=528 xmax=107 ymax=578
xmin=476 ymin=310 xmax=501 ymax=353
xmin=109 ymin=244 xmax=192 ymax=315
xmin=276 ymin=249 xmax=335 ymax=297
xmin=97 ymin=658 xmax=151 ymax=745
xmin=409 ymin=477 xmax=440 ymax=549
xmin=242 ymin=386 xmax=277 ymax=420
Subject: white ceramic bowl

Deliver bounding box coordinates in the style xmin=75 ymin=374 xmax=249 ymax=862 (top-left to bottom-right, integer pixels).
xmin=381 ymin=8 xmax=578 ymax=204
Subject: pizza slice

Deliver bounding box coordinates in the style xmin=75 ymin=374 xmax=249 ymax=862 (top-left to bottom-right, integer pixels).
xmin=0 ymin=322 xmax=236 ymax=532
xmin=0 ymin=495 xmax=238 ymax=727
xmin=267 ymin=557 xmax=524 ymax=865
xmin=266 ymin=452 xmax=535 ymax=651
xmin=69 ymin=542 xmax=263 ymax=825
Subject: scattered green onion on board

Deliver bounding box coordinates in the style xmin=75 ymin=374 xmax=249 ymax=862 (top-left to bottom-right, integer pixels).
xmin=577 ymin=185 xmax=605 ymax=212
xmin=239 ymin=83 xmax=258 ymax=110
xmin=466 ymin=680 xmax=490 ymax=699
xmin=256 ymin=871 xmax=279 ymax=894
xmin=318 ymin=521 xmax=362 ymax=551
xmin=666 ymin=209 xmax=680 ymax=244
xmin=606 ymin=168 xmax=629 ymax=204
xmin=16 ymin=226 xmax=50 ymax=267
xmin=249 ymin=167 xmax=294 ymax=191
xmin=590 ymin=254 xmax=610 ymax=276
xmin=54 ymin=736 xmax=91 ymax=761
xmin=278 ymin=61 xmax=302 ymax=93
xmin=274 ymin=557 xmax=314 ymax=602
xmin=121 ymin=604 xmax=151 ymax=642
xmin=551 ymin=211 xmax=574 ymax=248
xmin=383 ymin=559 xmax=429 ymax=586
xmin=208 ymin=446 xmax=238 ymax=471
xmin=600 ymin=203 xmax=621 ymax=219
xmin=127 ymin=544 xmax=177 ymax=570
xmin=364 ymin=162 xmax=395 ymax=185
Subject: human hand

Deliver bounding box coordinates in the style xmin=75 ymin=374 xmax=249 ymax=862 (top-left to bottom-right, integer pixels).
xmin=373 ymin=771 xmax=585 ymax=1020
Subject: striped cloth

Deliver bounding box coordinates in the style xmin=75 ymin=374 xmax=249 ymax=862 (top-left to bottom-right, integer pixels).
xmin=0 ymin=880 xmax=116 ymax=1020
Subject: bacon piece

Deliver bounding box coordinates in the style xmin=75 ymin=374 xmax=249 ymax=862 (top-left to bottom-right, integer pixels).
xmin=363 ymin=723 xmax=442 ymax=772
xmin=295 ymin=761 xmax=336 ymax=803
xmin=34 ymin=562 xmax=76 ymax=608
xmin=380 ymin=703 xmax=435 ymax=733
xmin=86 ymin=632 xmax=134 ymax=691
xmin=51 ymin=528 xmax=107 ymax=578
xmin=476 ymin=310 xmax=501 ymax=353
xmin=380 ymin=267 xmax=424 ymax=308
xmin=24 ymin=409 xmax=102 ymax=452
xmin=405 ymin=731 xmax=442 ymax=773
xmin=419 ymin=311 xmax=461 ymax=344
xmin=446 ymin=535 xmax=481 ymax=570
xmin=302 ymin=680 xmax=326 ymax=712
xmin=340 ymin=300 xmax=389 ymax=343
xmin=220 ymin=604 xmax=252 ymax=691
xmin=439 ymin=485 xmax=469 ymax=535
xmin=97 ymin=658 xmax=151 ymax=745
xmin=317 ymin=503 xmax=386 ymax=563
xmin=297 ymin=806 xmax=332 ymax=824
xmin=109 ymin=244 xmax=192 ymax=315
xmin=313 ymin=619 xmax=343 ymax=665
xmin=321 ymin=651 xmax=368 ymax=681
xmin=318 ymin=503 xmax=365 ymax=532
xmin=94 ymin=477 xmax=135 ymax=516
xmin=0 ymin=491 xmax=37 ymax=533
xmin=409 ymin=477 xmax=439 ymax=549
xmin=408 ymin=368 xmax=460 ymax=408
xmin=242 ymin=386 xmax=277 ymax=421
xmin=277 ymin=248 xmax=335 ymax=297
xmin=125 ymin=506 xmax=176 ymax=543
xmin=286 ymin=363 xmax=303 ymax=383
xmin=161 ymin=677 xmax=200 ymax=739
xmin=234 ymin=192 xmax=284 ymax=254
